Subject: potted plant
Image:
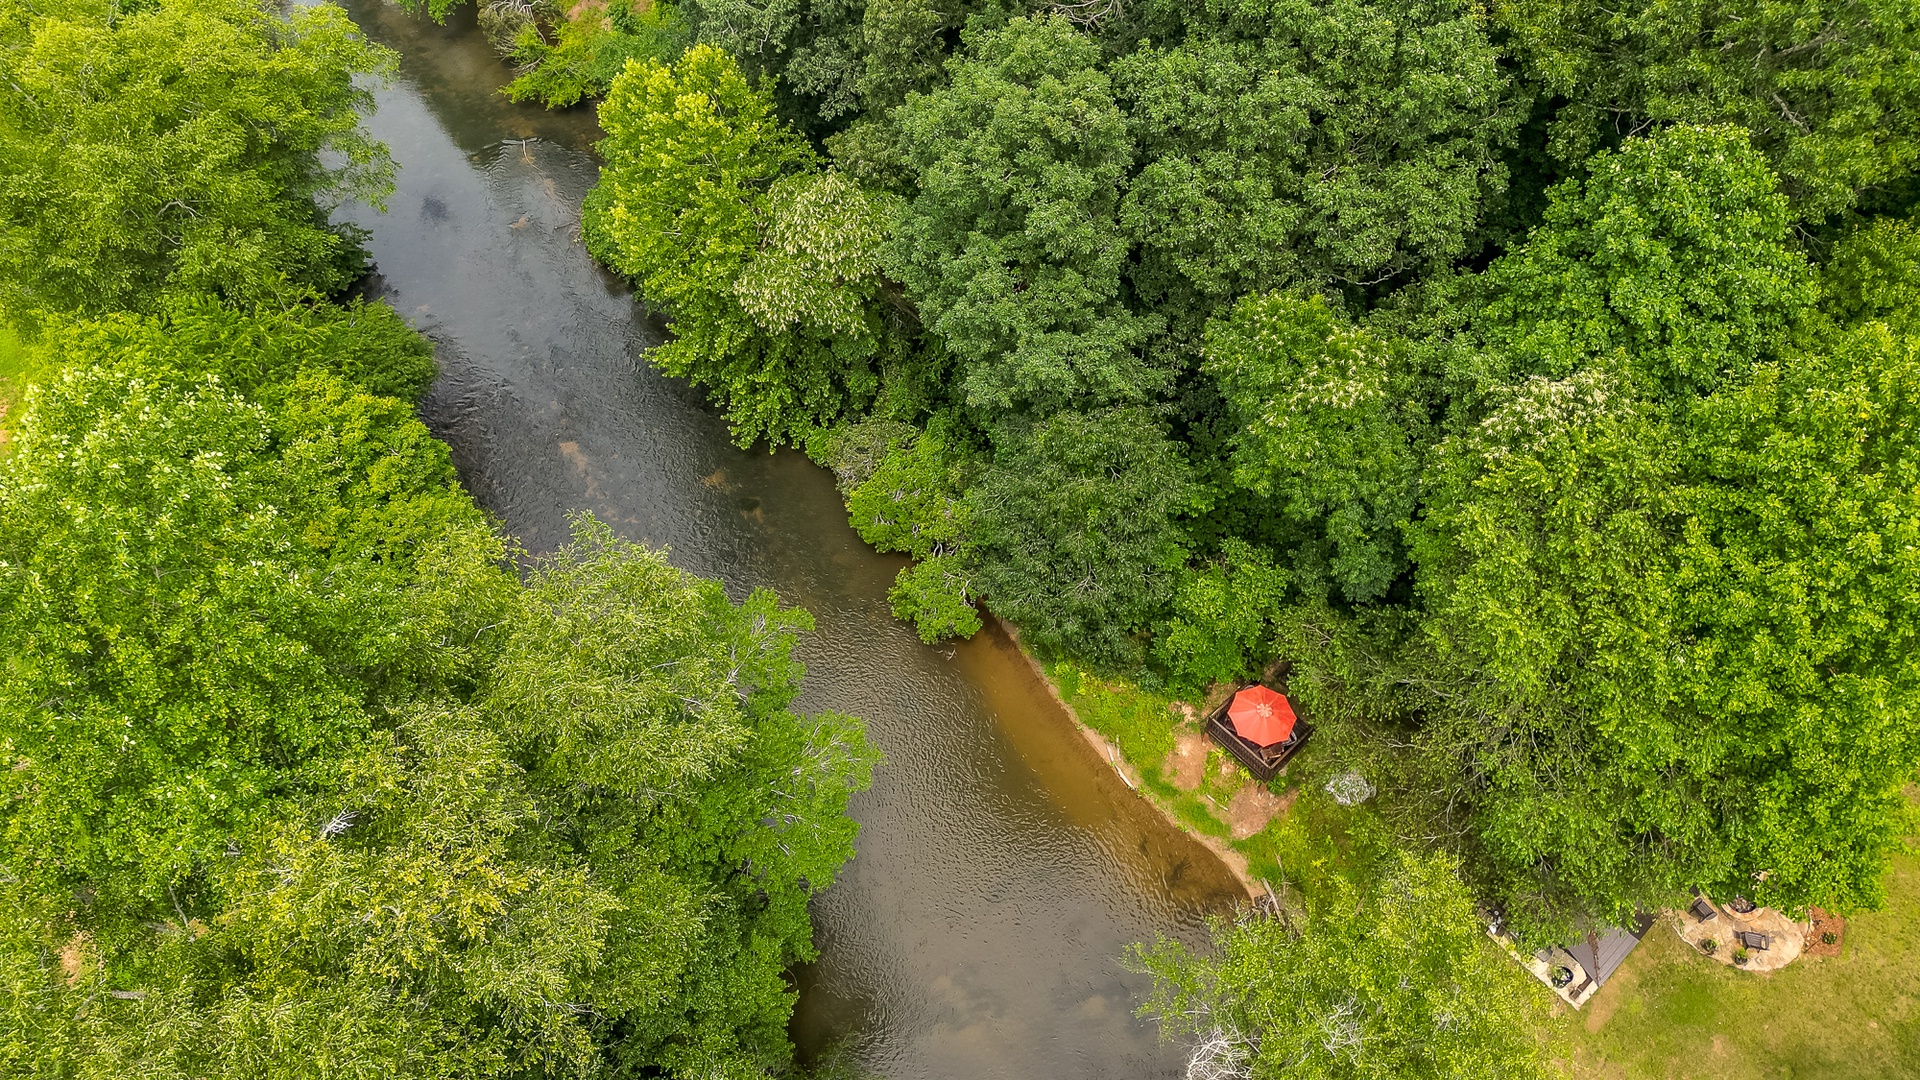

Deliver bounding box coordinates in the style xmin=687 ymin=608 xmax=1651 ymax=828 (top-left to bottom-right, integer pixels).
xmin=1700 ymin=938 xmax=1717 ymax=955
xmin=1733 ymin=947 xmax=1750 ymax=966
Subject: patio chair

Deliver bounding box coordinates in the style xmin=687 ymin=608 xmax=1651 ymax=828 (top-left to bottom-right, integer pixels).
xmin=1689 ymin=898 xmax=1716 ymax=921
xmin=1738 ymin=931 xmax=1769 ymax=951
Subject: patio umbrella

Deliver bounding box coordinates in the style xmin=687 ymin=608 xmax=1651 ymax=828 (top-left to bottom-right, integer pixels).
xmin=1227 ymin=685 xmax=1296 ymax=747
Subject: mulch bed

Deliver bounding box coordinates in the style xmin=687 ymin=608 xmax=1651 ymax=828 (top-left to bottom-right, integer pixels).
xmin=1804 ymin=907 xmax=1846 ymax=958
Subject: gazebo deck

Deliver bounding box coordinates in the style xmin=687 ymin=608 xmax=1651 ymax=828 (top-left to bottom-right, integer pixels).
xmin=1203 ymin=683 xmax=1312 ymax=782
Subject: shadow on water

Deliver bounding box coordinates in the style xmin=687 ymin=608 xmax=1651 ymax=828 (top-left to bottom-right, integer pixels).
xmin=326 ymin=4 xmax=1244 ymax=1074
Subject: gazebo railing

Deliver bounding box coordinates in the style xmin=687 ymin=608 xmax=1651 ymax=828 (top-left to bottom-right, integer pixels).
xmin=1202 ymin=682 xmax=1313 ymax=783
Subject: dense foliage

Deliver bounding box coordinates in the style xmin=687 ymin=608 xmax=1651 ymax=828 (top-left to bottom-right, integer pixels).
xmin=0 ymin=0 xmax=394 ymax=315
xmin=18 ymin=0 xmax=1920 ymax=1067
xmin=528 ymin=0 xmax=1920 ymax=952
xmin=0 ymin=311 xmax=875 ymax=1080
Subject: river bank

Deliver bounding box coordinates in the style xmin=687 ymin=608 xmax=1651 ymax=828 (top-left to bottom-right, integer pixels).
xmin=324 ymin=4 xmax=1247 ymax=1074
xmin=991 ymin=617 xmax=1281 ymax=901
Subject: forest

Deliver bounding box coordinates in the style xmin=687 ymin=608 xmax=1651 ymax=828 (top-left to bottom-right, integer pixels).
xmin=0 ymin=1 xmax=873 ymax=1075
xmin=500 ymin=0 xmax=1920 ymax=941
xmin=2 ymin=0 xmax=1918 ymax=1075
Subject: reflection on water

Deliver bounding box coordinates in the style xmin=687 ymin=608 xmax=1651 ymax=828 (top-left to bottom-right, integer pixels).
xmin=329 ymin=6 xmax=1243 ymax=1075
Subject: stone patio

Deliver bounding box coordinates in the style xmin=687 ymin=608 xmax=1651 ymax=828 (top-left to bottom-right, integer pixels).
xmin=1673 ymin=897 xmax=1807 ymax=973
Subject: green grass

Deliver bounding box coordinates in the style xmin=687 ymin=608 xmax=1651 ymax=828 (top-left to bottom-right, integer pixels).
xmin=1556 ymin=839 xmax=1920 ymax=1078
xmin=1234 ymin=779 xmax=1393 ymax=906
xmin=1046 ymin=660 xmax=1180 ymax=772
xmin=1043 ymin=660 xmax=1392 ymax=895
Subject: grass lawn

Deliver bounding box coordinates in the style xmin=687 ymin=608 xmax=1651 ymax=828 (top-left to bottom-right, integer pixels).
xmin=1555 ymin=840 xmax=1920 ymax=1078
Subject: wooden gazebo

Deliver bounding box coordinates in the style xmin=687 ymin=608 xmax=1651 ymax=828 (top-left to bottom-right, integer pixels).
xmin=1204 ymin=682 xmax=1312 ymax=782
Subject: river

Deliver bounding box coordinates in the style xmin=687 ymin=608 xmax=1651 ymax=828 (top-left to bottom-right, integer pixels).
xmin=329 ymin=6 xmax=1243 ymax=1076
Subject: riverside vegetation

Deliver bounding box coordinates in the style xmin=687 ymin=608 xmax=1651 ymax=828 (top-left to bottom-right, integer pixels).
xmin=4 ymin=0 xmax=1919 ymax=1075
xmin=0 ymin=1 xmax=874 ymax=1076
xmin=396 ymin=0 xmax=1920 ymax=1074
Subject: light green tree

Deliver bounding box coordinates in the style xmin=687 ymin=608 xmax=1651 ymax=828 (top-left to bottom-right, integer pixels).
xmin=1822 ymin=215 xmax=1920 ymax=333
xmin=843 ymin=416 xmax=983 ymax=641
xmin=585 ymin=45 xmax=901 ymax=445
xmin=1153 ymin=538 xmax=1291 ymax=692
xmin=1479 ymin=124 xmax=1818 ymax=398
xmin=0 ymin=317 xmax=876 ymax=1078
xmin=1404 ymin=371 xmax=1692 ymax=928
xmin=1134 ymin=850 xmax=1550 ymax=1080
xmin=1668 ymin=321 xmax=1920 ymax=915
xmin=0 ymin=0 xmax=395 ymax=314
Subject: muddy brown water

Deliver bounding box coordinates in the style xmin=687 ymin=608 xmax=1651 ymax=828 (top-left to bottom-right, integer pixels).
xmin=326 ymin=5 xmax=1243 ymax=1075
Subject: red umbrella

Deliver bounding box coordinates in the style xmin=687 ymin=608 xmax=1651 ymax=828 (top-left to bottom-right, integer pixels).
xmin=1227 ymin=685 xmax=1296 ymax=747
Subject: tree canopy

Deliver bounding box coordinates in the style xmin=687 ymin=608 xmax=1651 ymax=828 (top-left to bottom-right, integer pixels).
xmin=424 ymin=0 xmax=1920 ymax=1006
xmin=0 ymin=0 xmax=394 ymax=315
xmin=0 ymin=313 xmax=875 ymax=1078
xmin=1134 ymin=851 xmax=1550 ymax=1080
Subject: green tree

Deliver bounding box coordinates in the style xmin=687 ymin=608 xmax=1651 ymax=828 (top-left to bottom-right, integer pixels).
xmin=1404 ymin=317 xmax=1920 ymax=927
xmin=0 ymin=360 xmax=509 ymax=934
xmin=503 ymin=0 xmax=693 ymax=108
xmin=1494 ymin=0 xmax=1920 ymax=218
xmin=1113 ymin=0 xmax=1519 ymax=332
xmin=1478 ymin=124 xmax=1817 ymax=399
xmin=1204 ymin=293 xmax=1421 ymax=602
xmin=893 ymin=15 xmax=1164 ymax=419
xmin=1134 ymin=850 xmax=1550 ymax=1080
xmin=843 ymin=416 xmax=983 ymax=641
xmin=0 ymin=318 xmax=876 ymax=1078
xmin=1822 ymin=214 xmax=1920 ymax=333
xmin=485 ymin=519 xmax=878 ymax=1075
xmin=586 ymin=46 xmax=900 ymax=445
xmin=0 ymin=0 xmax=395 ymax=314
xmin=1153 ymin=538 xmax=1290 ymax=692
xmin=44 ymin=294 xmax=436 ymax=402
xmin=1668 ymin=321 xmax=1920 ymax=916
xmin=1404 ymin=371 xmax=1692 ymax=928
xmin=970 ymin=407 xmax=1194 ymax=663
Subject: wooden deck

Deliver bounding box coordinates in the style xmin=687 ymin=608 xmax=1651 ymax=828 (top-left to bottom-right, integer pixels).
xmin=1202 ymin=682 xmax=1312 ymax=782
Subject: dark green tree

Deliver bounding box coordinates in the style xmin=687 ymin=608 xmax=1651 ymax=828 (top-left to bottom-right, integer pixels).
xmin=969 ymin=406 xmax=1194 ymax=663
xmin=1153 ymin=538 xmax=1291 ymax=692
xmin=1494 ymin=0 xmax=1920 ymax=218
xmin=1113 ymin=0 xmax=1520 ymax=333
xmin=893 ymin=15 xmax=1164 ymax=419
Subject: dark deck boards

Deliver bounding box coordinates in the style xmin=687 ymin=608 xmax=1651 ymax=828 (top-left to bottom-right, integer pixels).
xmin=1202 ymin=682 xmax=1312 ymax=782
